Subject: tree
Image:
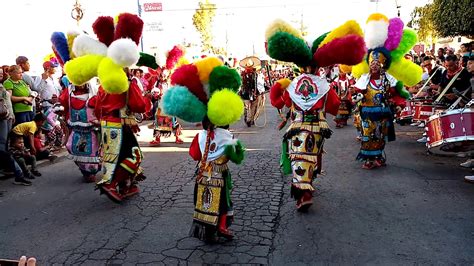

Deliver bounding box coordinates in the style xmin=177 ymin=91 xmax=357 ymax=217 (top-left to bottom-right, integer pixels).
xmin=192 ymin=0 xmax=216 ymax=53
xmin=409 ymin=0 xmax=474 ymax=40
xmin=408 ymin=4 xmax=438 ymax=44
xmin=430 ymin=0 xmax=473 ymax=38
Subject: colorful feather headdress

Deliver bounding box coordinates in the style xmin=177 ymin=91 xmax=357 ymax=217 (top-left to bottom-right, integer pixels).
xmin=265 ymin=19 xmax=366 ymax=69
xmin=161 ymin=57 xmax=243 ymax=126
xmin=60 ymin=13 xmax=152 ymax=94
xmin=351 ymin=13 xmax=423 ymax=87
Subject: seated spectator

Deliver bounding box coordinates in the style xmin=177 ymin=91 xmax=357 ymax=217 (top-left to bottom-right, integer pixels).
xmin=0 ymin=150 xmax=30 ymax=186
xmin=33 ymin=130 xmax=57 ymax=161
xmin=11 ymin=113 xmax=46 ymax=155
xmin=9 ymin=136 xmax=41 ymax=179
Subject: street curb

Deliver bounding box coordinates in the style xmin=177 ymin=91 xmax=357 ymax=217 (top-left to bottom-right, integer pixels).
xmin=0 ymin=149 xmax=69 ymax=179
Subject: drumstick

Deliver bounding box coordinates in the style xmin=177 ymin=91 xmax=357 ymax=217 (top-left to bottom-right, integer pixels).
xmin=434 ymin=69 xmax=464 ymax=104
xmin=414 ymin=67 xmax=441 ymax=98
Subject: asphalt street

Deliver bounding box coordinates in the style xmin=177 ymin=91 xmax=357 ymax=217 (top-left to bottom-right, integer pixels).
xmin=0 ymin=99 xmax=473 ymax=265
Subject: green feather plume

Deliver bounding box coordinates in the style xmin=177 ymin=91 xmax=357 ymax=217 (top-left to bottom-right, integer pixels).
xmin=209 ymin=66 xmax=242 ymax=94
xmin=136 ymin=52 xmax=158 ymax=69
xmin=390 ymin=29 xmax=417 ymax=61
xmin=267 ymin=31 xmax=312 ymax=67
xmin=395 ymin=81 xmax=411 ymax=99
xmin=311 ymin=31 xmax=330 ymax=54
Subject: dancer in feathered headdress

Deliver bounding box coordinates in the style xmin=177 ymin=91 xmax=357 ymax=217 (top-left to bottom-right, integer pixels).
xmin=266 ymin=19 xmax=366 ymax=211
xmin=351 ymin=13 xmax=422 ymax=170
xmin=64 ymin=13 xmax=153 ymax=203
xmin=332 ymin=65 xmax=356 ymax=128
xmin=50 ymin=30 xmax=101 ymax=183
xmin=149 ymin=45 xmax=187 ymax=146
xmin=161 ymin=56 xmax=245 ymax=242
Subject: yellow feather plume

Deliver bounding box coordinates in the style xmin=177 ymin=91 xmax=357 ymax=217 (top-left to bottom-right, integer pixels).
xmin=64 ymin=54 xmax=104 ymax=85
xmin=98 ymin=57 xmax=129 ymax=94
xmin=351 ymin=61 xmax=369 ymax=79
xmin=276 ymin=78 xmax=291 ymax=89
xmin=194 ymin=57 xmax=224 ymax=84
xmin=265 ymin=19 xmax=303 ymax=41
xmin=67 ymin=32 xmax=79 ymax=59
xmin=366 ymin=13 xmax=389 ymax=23
xmin=318 ymin=20 xmax=363 ymax=48
xmin=387 ymin=58 xmax=423 ymax=87
xmin=339 ymin=64 xmax=353 ymax=74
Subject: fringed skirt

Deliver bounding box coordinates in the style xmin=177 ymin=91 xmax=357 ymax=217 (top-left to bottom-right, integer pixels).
xmin=356 ymin=106 xmax=395 ymax=161
xmin=334 ymin=100 xmax=352 ymax=123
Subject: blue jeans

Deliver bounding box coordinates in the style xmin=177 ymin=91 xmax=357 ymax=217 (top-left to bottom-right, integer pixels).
xmin=0 ymin=150 xmax=23 ymax=178
xmin=0 ymin=119 xmax=12 ymax=152
xmin=14 ymin=111 xmax=34 ymax=125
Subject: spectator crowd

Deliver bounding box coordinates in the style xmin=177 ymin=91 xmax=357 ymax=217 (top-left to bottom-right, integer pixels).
xmin=0 ymin=56 xmax=62 ymax=186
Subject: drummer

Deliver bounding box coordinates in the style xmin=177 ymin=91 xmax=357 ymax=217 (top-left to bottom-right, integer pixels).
xmin=460 ymin=55 xmax=474 ymax=183
xmin=431 ymin=54 xmax=471 ymax=105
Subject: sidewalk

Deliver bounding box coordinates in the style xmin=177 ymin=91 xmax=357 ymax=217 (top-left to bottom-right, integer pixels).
xmin=0 ymin=149 xmax=68 ymax=179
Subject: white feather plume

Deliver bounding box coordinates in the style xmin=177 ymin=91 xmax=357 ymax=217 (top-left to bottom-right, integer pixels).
xmin=365 ymin=20 xmax=389 ymax=49
xmin=107 ymin=38 xmax=140 ymax=67
xmin=72 ymin=34 xmax=108 ymax=57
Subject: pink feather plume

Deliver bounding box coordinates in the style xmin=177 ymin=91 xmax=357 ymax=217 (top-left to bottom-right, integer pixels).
xmin=384 ymin=18 xmax=404 ymax=51
xmin=313 ymin=35 xmax=366 ymax=67
xmin=93 ymin=16 xmax=115 ymax=46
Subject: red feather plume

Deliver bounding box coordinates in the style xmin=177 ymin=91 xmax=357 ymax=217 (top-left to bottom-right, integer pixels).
xmin=52 ymin=46 xmax=64 ymax=67
xmin=166 ymin=45 xmax=185 ymax=70
xmin=114 ymin=13 xmax=144 ymax=45
xmin=170 ymin=64 xmax=208 ymax=103
xmin=313 ymin=35 xmax=366 ymax=67
xmin=92 ymin=16 xmax=115 ymax=46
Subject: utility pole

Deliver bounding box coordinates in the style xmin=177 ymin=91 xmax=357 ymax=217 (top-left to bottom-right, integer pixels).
xmin=137 ymin=0 xmax=144 ymax=52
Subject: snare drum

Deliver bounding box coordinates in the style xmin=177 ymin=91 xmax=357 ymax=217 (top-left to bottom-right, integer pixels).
xmin=426 ymin=108 xmax=474 ymax=154
xmin=413 ymin=103 xmax=434 ymax=122
xmin=396 ymin=99 xmax=413 ymax=125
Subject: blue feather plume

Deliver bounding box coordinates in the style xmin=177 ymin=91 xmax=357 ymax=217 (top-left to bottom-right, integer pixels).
xmin=51 ymin=32 xmax=71 ymax=63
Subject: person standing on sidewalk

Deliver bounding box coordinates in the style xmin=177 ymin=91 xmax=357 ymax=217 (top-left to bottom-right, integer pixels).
xmin=0 ymin=68 xmax=30 ymax=185
xmin=266 ymin=18 xmax=366 ymax=211
xmin=3 ymin=65 xmax=35 ymax=124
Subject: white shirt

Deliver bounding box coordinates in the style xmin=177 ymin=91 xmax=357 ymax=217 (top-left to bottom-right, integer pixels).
xmin=40 ymin=76 xmax=61 ymax=108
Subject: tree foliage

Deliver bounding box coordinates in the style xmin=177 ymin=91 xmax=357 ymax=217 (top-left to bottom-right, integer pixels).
xmin=408 ymin=4 xmax=437 ymax=43
xmin=409 ymin=0 xmax=474 ymax=40
xmin=192 ymin=0 xmax=216 ymax=53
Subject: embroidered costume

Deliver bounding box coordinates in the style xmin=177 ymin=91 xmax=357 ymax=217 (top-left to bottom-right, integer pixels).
xmin=331 ymin=67 xmax=355 ymax=128
xmin=351 ymin=13 xmax=422 ymax=169
xmin=266 ymin=19 xmax=366 ymax=211
xmin=59 ymin=84 xmax=100 ymax=182
xmin=62 ymin=13 xmax=153 ymax=203
xmin=162 ymin=56 xmax=245 ymax=242
xmin=149 ymin=46 xmax=188 ymax=146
